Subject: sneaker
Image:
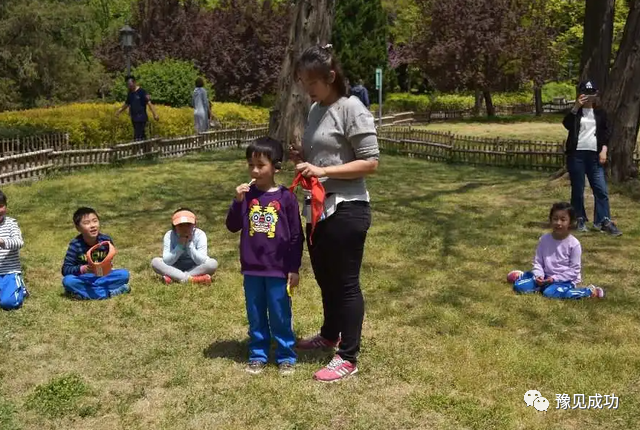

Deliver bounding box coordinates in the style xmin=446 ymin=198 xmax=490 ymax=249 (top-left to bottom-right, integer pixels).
xmin=189 ymin=274 xmax=212 ymax=284
xmin=576 ymin=217 xmax=588 ymax=232
xmin=279 ymin=362 xmax=296 ymax=376
xmin=297 ymin=334 xmax=340 ymax=350
xmin=600 ymin=220 xmax=622 ymax=237
xmin=588 ymin=285 xmax=605 ymax=298
xmin=313 ymin=355 xmax=358 ymax=383
xmin=244 ymin=361 xmax=266 ymax=375
xmin=162 ymin=275 xmax=172 ymax=285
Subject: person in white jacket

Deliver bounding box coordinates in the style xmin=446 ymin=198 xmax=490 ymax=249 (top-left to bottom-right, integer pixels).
xmin=151 ymin=208 xmax=218 ymax=284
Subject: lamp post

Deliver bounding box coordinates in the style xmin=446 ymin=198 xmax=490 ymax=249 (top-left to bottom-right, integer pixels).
xmin=119 ymin=25 xmax=135 ymax=77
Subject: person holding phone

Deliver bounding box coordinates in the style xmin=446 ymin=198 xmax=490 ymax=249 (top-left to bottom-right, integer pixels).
xmin=562 ymin=80 xmax=622 ymax=236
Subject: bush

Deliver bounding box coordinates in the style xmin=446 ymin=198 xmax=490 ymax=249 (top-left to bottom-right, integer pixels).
xmin=541 ymin=82 xmax=576 ymax=103
xmin=0 ymin=102 xmax=269 ymax=146
xmin=381 ymin=92 xmax=535 ymax=113
xmin=111 ymin=59 xmax=214 ymax=107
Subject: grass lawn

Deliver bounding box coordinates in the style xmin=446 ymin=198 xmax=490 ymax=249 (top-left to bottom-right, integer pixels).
xmin=418 ymin=115 xmax=640 ymax=143
xmin=1 ymin=150 xmax=640 ymax=429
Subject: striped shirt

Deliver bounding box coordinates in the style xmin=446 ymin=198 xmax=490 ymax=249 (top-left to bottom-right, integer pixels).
xmin=61 ymin=233 xmax=114 ymax=276
xmin=0 ymin=216 xmax=24 ymax=275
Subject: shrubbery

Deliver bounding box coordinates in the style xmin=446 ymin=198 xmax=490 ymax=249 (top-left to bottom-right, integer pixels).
xmin=0 ymin=102 xmax=269 ymax=146
xmin=111 ymin=59 xmax=215 ymax=107
xmin=376 ymin=84 xmax=573 ymax=114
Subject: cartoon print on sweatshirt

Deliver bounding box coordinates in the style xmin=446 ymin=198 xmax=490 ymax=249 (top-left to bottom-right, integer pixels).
xmin=249 ymin=199 xmax=281 ymax=239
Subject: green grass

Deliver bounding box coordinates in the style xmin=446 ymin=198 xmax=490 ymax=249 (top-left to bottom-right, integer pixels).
xmin=1 ymin=150 xmax=640 ymax=429
xmin=418 ymin=116 xmax=640 ymax=143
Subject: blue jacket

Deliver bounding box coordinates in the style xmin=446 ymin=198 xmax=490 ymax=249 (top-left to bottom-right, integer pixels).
xmin=351 ymin=85 xmax=370 ymax=108
xmin=61 ymin=233 xmax=114 ymax=276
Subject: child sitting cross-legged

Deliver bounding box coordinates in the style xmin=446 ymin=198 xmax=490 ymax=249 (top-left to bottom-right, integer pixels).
xmin=61 ymin=207 xmax=130 ymax=300
xmin=509 ymin=202 xmax=605 ymax=300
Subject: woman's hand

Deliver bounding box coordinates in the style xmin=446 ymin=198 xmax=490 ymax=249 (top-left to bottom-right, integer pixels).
xmin=574 ymin=94 xmax=589 ymax=109
xmin=295 ymin=162 xmax=326 ymax=178
xmin=599 ymin=148 xmax=608 ymax=165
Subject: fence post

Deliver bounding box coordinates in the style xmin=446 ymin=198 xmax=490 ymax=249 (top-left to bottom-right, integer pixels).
xmin=447 ymin=132 xmax=455 ymax=163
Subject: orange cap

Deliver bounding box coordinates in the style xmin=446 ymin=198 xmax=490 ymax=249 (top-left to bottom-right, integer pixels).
xmin=172 ymin=210 xmax=196 ymax=226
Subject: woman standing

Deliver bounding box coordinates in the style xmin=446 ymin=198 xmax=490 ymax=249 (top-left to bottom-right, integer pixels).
xmin=291 ymin=45 xmax=379 ymax=382
xmin=193 ymin=77 xmax=212 ymax=133
xmin=563 ymin=79 xmax=621 ymax=236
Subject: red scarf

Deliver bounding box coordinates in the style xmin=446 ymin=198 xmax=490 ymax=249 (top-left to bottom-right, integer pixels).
xmin=289 ymin=173 xmax=325 ymax=244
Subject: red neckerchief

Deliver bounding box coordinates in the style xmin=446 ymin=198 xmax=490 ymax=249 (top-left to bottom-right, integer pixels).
xmin=289 ymin=172 xmax=325 ymax=244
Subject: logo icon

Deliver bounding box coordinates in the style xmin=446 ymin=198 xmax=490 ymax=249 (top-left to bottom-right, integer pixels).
xmin=524 ymin=390 xmax=541 ymax=407
xmin=525 ymin=390 xmax=550 ymax=412
xmin=534 ymin=397 xmax=550 ymax=412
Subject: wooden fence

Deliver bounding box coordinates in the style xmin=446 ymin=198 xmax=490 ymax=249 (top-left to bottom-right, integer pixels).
xmin=378 ymin=126 xmax=640 ymax=171
xmin=378 ymin=127 xmax=567 ymax=171
xmin=377 ymin=102 xmax=575 ymax=124
xmin=0 ymin=126 xmax=268 ymax=185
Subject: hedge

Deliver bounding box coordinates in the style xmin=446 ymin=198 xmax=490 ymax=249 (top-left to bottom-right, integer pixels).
xmin=0 ymin=102 xmax=269 ymax=146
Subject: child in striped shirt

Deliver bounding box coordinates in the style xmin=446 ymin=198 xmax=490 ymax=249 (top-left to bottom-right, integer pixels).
xmin=0 ymin=191 xmax=28 ymax=310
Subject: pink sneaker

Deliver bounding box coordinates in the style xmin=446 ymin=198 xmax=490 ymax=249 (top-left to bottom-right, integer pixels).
xmin=588 ymin=285 xmax=605 ymax=298
xmin=297 ymin=334 xmax=340 ymax=350
xmin=313 ymin=355 xmax=358 ymax=383
xmin=162 ymin=275 xmax=172 ymax=285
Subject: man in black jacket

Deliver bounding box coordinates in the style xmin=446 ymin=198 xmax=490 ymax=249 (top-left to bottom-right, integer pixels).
xmin=562 ymin=80 xmax=622 ymax=236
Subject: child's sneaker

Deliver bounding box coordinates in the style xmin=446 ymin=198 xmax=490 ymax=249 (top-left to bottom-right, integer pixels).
xmin=588 ymin=285 xmax=605 ymax=298
xmin=162 ymin=275 xmax=172 ymax=285
xmin=279 ymin=362 xmax=296 ymax=376
xmin=313 ymin=355 xmax=358 ymax=383
xmin=189 ymin=274 xmax=212 ymax=284
xmin=244 ymin=361 xmax=266 ymax=375
xmin=297 ymin=334 xmax=340 ymax=350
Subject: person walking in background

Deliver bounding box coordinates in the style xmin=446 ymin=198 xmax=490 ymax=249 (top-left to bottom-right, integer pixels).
xmin=350 ymin=79 xmax=370 ymax=109
xmin=115 ymin=76 xmax=159 ymax=141
xmin=193 ymin=77 xmax=212 ymax=133
xmin=562 ymin=79 xmax=621 ymax=236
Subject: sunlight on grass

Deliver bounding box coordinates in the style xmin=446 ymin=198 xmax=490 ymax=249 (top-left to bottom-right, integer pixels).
xmin=1 ymin=150 xmax=639 ymax=429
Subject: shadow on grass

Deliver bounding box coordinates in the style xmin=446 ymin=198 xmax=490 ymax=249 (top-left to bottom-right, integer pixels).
xmin=203 ymin=339 xmax=334 ymax=365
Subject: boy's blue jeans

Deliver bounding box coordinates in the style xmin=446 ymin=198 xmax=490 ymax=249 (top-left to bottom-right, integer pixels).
xmin=243 ymin=275 xmax=296 ymax=365
xmin=62 ymin=269 xmax=130 ymax=300
xmin=514 ymin=271 xmax=592 ymax=299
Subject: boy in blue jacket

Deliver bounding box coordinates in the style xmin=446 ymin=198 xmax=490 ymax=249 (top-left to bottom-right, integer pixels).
xmin=61 ymin=207 xmax=130 ymax=300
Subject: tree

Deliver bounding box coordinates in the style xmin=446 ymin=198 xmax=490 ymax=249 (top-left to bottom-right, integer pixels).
xmin=521 ymin=0 xmax=560 ymax=116
xmin=602 ymin=0 xmax=640 ymax=181
xmin=332 ymin=0 xmax=388 ymax=96
xmin=414 ymin=0 xmax=529 ymax=117
xmin=96 ymin=0 xmax=290 ymax=103
xmin=268 ymin=0 xmax=336 ymax=155
xmin=579 ymin=0 xmax=616 ymax=89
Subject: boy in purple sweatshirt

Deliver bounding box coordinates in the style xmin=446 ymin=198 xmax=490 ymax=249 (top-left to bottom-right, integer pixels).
xmin=226 ymin=137 xmax=304 ymax=375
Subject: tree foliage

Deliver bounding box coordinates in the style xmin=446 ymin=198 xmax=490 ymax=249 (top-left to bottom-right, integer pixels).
xmin=111 ymin=59 xmax=214 ymax=107
xmin=332 ymin=0 xmax=389 ymax=92
xmin=97 ymin=0 xmax=290 ymax=104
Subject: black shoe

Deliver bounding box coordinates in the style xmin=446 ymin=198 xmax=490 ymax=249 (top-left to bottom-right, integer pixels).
xmin=601 ymin=220 xmax=622 ymax=236
xmin=576 ymin=217 xmax=588 ymax=232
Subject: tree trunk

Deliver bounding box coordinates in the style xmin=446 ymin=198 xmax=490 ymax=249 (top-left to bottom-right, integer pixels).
xmin=473 ymin=89 xmax=483 ymax=116
xmin=268 ymin=0 xmax=336 ymax=159
xmin=602 ymin=0 xmax=640 ymax=182
xmin=534 ymin=85 xmax=543 ymax=116
xmin=579 ymin=0 xmax=615 ymax=88
xmin=483 ymin=91 xmax=495 ymax=117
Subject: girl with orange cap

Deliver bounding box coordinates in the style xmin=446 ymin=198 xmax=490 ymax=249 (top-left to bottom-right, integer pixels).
xmin=151 ymin=208 xmax=218 ymax=284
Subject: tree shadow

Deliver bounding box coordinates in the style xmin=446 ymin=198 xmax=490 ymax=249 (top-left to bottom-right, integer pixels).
xmin=202 ymin=338 xmax=334 ymax=364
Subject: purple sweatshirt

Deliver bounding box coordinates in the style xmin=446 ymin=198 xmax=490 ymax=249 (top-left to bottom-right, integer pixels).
xmin=532 ymin=233 xmax=582 ymax=284
xmin=226 ymin=185 xmax=304 ymax=278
